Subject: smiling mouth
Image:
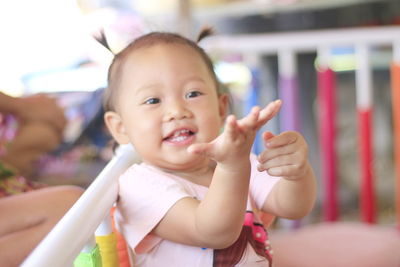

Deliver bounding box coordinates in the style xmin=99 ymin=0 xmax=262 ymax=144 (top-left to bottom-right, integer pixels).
xmin=163 ymin=129 xmax=195 ymax=142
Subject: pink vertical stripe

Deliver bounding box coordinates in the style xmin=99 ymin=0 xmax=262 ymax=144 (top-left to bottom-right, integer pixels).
xmin=391 ymin=63 xmax=400 ymax=229
xmin=317 ymin=68 xmax=338 ymax=221
xmin=357 ymin=109 xmax=375 ymax=223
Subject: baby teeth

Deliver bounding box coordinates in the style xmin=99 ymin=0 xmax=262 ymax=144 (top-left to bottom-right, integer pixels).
xmin=172 ymin=129 xmax=189 ymax=137
xmin=170 ymin=135 xmax=188 ymax=142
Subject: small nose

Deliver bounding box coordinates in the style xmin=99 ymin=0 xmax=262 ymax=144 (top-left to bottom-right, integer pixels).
xmin=164 ymin=100 xmax=191 ymax=121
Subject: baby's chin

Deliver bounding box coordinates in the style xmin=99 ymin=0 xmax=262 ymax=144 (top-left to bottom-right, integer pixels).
xmin=147 ymin=153 xmax=209 ymax=171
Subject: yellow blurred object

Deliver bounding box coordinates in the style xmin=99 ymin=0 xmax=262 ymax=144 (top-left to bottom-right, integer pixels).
xmin=96 ymin=233 xmax=119 ymax=267
xmin=0 ymin=87 xmax=24 ymax=97
xmin=132 ymin=0 xmax=243 ymax=15
xmin=132 ymin=0 xmax=176 ymax=15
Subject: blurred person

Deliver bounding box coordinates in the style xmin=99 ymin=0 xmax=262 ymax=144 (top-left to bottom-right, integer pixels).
xmin=0 ymin=91 xmax=83 ymax=266
xmin=0 ymin=91 xmax=67 ymax=195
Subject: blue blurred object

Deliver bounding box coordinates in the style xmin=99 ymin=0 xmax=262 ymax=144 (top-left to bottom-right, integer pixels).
xmin=246 ymin=68 xmax=263 ymax=154
xmin=50 ymin=88 xmax=110 ymax=154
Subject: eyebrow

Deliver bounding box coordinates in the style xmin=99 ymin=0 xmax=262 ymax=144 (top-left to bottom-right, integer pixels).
xmin=135 ymin=75 xmax=211 ymax=95
xmin=133 ymin=83 xmax=161 ymax=97
xmin=182 ymin=76 xmax=208 ymax=85
xmin=134 ymin=76 xmax=208 ymax=94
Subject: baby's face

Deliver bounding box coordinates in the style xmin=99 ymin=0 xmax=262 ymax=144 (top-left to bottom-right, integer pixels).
xmin=109 ymin=43 xmax=228 ymax=172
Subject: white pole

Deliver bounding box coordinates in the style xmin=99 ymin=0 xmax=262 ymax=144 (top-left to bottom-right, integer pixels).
xmin=278 ymin=49 xmax=296 ymax=78
xmin=394 ymin=41 xmax=400 ymax=65
xmin=22 ymin=145 xmax=137 ymax=267
xmin=95 ymin=214 xmax=114 ymax=236
xmin=356 ymin=44 xmax=372 ymax=110
xmin=317 ymin=46 xmax=332 ymax=70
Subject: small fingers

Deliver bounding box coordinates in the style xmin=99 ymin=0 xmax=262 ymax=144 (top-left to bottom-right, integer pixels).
xmin=262 ymin=131 xmax=275 ymax=145
xmin=265 ymin=165 xmax=307 ymax=180
xmin=256 ymin=100 xmax=282 ymax=130
xmin=237 ymin=106 xmax=260 ymax=131
xmin=259 ymin=141 xmax=294 ymax=163
xmin=224 ymin=114 xmax=239 ymax=139
xmin=258 ymin=152 xmax=306 ymax=170
xmin=258 ymin=142 xmax=308 ymax=168
xmin=257 ymin=161 xmax=307 ymax=178
xmin=264 ymin=131 xmax=298 ymax=149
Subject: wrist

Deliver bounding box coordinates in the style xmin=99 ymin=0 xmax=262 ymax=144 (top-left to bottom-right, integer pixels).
xmin=217 ymin=158 xmax=251 ymax=177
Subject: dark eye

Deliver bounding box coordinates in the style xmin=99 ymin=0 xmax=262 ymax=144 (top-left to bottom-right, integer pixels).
xmin=144 ymin=98 xmax=160 ymax=105
xmin=186 ymin=91 xmax=202 ymax=98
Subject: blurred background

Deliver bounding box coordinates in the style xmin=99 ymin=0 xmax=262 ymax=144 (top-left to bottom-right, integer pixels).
xmin=1 ymin=0 xmax=400 ymax=228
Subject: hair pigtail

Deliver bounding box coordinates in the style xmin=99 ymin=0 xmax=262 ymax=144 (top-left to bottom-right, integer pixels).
xmin=196 ymin=26 xmax=215 ymax=43
xmin=93 ymin=29 xmax=114 ymax=55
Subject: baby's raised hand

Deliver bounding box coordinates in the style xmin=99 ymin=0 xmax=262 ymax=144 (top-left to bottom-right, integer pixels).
xmin=188 ymin=100 xmax=281 ymax=167
xmin=257 ymin=130 xmax=310 ymax=180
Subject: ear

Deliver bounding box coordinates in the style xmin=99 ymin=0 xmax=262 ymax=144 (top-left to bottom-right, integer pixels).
xmin=104 ymin=111 xmax=130 ymax=144
xmin=218 ymin=93 xmax=229 ymax=124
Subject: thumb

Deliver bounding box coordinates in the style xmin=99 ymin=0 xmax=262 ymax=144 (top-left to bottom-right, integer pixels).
xmin=262 ymin=131 xmax=275 ymax=147
xmin=187 ymin=143 xmax=214 ymax=157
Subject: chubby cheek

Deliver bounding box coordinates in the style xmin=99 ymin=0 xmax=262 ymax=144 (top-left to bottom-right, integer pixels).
xmin=131 ymin=121 xmax=160 ymax=142
xmin=121 ymin=111 xmax=161 ymax=143
xmin=129 ymin=127 xmax=161 ymax=160
xmin=199 ymin=114 xmax=224 ymax=140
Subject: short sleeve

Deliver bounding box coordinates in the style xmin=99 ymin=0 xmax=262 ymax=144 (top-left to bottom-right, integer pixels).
xmin=249 ymin=154 xmax=281 ymax=209
xmin=115 ymin=164 xmax=191 ymax=253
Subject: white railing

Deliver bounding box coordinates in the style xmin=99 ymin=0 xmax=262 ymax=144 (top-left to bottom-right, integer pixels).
xmin=202 ymin=25 xmax=400 ymax=56
xmin=202 ymin=25 xmax=400 ymax=224
xmin=22 ymin=144 xmax=139 ymax=267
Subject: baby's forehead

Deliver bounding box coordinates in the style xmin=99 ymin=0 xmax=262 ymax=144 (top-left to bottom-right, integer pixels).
xmin=114 ymin=41 xmax=217 ymax=88
xmin=120 ymin=43 xmax=209 ymax=73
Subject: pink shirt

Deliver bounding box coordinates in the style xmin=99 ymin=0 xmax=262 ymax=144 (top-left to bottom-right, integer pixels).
xmin=115 ymin=154 xmax=280 ymax=266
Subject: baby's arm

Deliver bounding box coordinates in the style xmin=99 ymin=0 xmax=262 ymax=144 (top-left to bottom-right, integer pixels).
xmin=258 ymin=131 xmax=317 ymax=219
xmin=153 ymin=100 xmax=281 ymax=249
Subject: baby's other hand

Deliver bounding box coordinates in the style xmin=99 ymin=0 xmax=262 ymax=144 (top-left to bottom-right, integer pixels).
xmin=257 ymin=130 xmax=310 ymax=180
